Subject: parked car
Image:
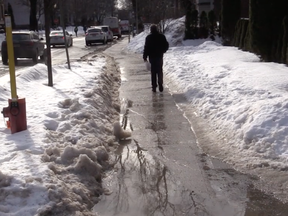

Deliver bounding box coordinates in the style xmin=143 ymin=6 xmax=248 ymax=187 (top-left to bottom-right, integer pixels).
xmin=50 ymin=30 xmax=73 ymax=47
xmin=1 ymin=31 xmax=45 ymax=65
xmin=85 ymin=27 xmax=107 ymax=46
xmin=97 ymin=25 xmax=114 ymax=42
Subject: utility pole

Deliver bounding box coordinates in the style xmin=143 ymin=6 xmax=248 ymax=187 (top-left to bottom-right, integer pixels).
xmin=60 ymin=1 xmax=70 ymax=69
xmin=44 ymin=0 xmax=53 ymax=86
xmin=135 ymin=0 xmax=138 ymax=34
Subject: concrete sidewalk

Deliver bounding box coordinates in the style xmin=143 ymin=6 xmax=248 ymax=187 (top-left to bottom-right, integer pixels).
xmin=100 ymin=38 xmax=249 ymax=216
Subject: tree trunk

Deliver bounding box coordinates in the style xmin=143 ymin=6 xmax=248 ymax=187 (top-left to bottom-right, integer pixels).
xmin=221 ymin=0 xmax=241 ymax=45
xmin=30 ymin=0 xmax=38 ymax=31
xmin=250 ymin=0 xmax=288 ymax=62
xmin=44 ymin=0 xmax=53 ymax=86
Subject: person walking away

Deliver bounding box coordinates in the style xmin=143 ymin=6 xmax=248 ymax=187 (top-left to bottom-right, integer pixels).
xmin=83 ymin=25 xmax=87 ymax=34
xmin=74 ymin=26 xmax=78 ymax=37
xmin=143 ymin=25 xmax=169 ymax=92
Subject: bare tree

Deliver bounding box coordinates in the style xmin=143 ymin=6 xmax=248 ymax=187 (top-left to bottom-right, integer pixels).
xmin=127 ymin=0 xmax=179 ymax=33
xmin=29 ymin=0 xmax=37 ymax=31
xmin=118 ymin=0 xmax=132 ymax=10
xmin=63 ymin=0 xmax=117 ymax=27
xmin=16 ymin=0 xmax=44 ymax=23
xmin=43 ymin=0 xmax=56 ymax=86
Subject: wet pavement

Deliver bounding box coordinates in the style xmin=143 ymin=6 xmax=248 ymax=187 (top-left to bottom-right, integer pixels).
xmin=93 ymin=38 xmax=288 ymax=216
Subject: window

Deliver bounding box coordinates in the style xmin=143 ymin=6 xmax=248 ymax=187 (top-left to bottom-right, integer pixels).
xmin=51 ymin=31 xmax=63 ymax=35
xmin=88 ymin=29 xmax=101 ymax=33
xmin=12 ymin=34 xmax=30 ymax=41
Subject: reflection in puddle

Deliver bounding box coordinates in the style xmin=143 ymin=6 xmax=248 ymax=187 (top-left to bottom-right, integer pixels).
xmin=93 ymin=96 xmax=288 ymax=216
xmin=94 ymin=140 xmax=206 ymax=216
xmin=150 ymin=94 xmax=167 ymax=131
xmin=94 ymin=142 xmax=288 ymax=216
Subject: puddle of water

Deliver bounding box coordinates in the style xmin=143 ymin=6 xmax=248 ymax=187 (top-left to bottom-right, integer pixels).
xmin=94 ymin=141 xmax=210 ymax=216
xmin=244 ymin=185 xmax=288 ymax=216
xmin=94 ymin=97 xmax=288 ymax=216
xmin=94 ymin=142 xmax=288 ymax=216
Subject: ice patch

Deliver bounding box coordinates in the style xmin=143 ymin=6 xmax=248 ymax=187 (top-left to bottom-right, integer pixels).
xmin=113 ymin=122 xmax=131 ymax=140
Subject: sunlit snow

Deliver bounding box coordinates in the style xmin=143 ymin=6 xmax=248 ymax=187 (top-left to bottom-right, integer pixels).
xmin=1 ymin=15 xmax=288 ymax=215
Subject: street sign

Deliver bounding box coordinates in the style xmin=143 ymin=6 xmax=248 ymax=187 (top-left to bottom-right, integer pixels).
xmin=5 ymin=16 xmax=11 ymax=28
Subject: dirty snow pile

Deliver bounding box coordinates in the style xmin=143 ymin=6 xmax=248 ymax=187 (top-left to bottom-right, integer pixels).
xmin=0 ymin=55 xmax=122 ymax=216
xmin=126 ymin=16 xmax=288 ymax=193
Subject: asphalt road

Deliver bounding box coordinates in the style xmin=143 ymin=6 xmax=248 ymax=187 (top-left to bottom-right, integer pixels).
xmin=0 ymin=35 xmax=118 ymax=77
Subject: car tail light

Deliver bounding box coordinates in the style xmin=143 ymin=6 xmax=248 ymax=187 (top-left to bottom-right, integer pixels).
xmin=62 ymin=37 xmax=65 ymax=39
xmin=85 ymin=33 xmax=88 ymax=36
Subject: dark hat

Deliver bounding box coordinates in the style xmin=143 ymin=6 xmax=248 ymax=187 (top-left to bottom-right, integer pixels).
xmin=150 ymin=24 xmax=158 ymax=33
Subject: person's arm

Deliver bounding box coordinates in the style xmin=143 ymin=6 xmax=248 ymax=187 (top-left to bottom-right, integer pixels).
xmin=143 ymin=37 xmax=149 ymax=61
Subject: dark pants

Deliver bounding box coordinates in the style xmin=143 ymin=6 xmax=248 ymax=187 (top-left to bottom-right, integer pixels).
xmin=149 ymin=57 xmax=163 ymax=89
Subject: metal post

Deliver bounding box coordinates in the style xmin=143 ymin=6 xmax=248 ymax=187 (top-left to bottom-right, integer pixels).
xmin=135 ymin=0 xmax=138 ymax=34
xmin=60 ymin=1 xmax=70 ymax=69
xmin=2 ymin=15 xmax=27 ymax=134
xmin=5 ymin=16 xmax=17 ymax=100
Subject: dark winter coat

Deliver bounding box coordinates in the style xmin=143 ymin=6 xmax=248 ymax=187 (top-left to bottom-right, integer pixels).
xmin=143 ymin=31 xmax=169 ymax=60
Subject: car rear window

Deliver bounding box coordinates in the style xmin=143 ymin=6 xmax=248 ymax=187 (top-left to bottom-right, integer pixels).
xmin=101 ymin=27 xmax=108 ymax=32
xmin=88 ymin=29 xmax=101 ymax=33
xmin=12 ymin=34 xmax=30 ymax=41
xmin=50 ymin=31 xmax=63 ymax=36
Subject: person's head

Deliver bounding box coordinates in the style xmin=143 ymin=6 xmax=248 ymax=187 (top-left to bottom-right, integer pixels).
xmin=150 ymin=24 xmax=158 ymax=33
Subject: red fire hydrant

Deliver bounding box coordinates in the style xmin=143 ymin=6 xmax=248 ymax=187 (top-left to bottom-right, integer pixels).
xmin=1 ymin=98 xmax=27 ymax=134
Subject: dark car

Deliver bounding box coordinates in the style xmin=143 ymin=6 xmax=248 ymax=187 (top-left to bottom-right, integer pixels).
xmin=1 ymin=31 xmax=45 ymax=65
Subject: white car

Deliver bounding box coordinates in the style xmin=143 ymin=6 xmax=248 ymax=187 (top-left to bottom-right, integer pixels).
xmin=50 ymin=30 xmax=73 ymax=47
xmin=98 ymin=25 xmax=114 ymax=42
xmin=85 ymin=27 xmax=107 ymax=46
